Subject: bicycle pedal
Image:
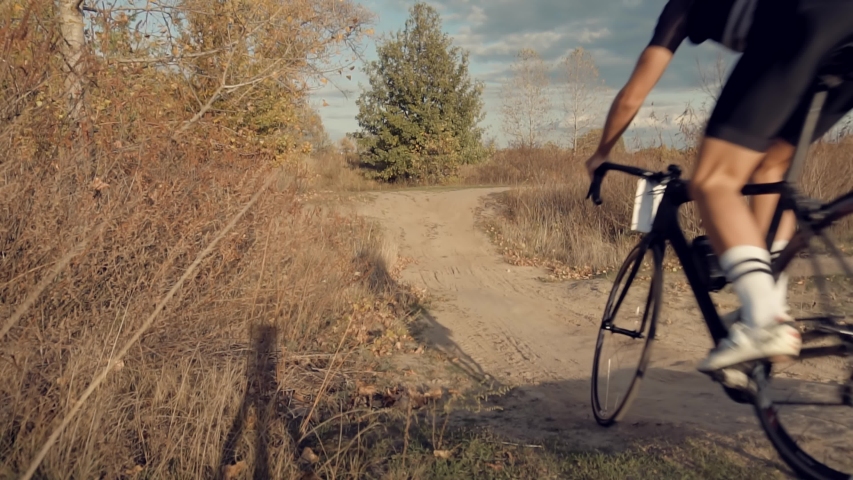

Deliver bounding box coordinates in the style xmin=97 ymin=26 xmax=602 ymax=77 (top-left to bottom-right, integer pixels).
xmin=705 ymin=367 xmax=758 ymax=404
xmin=706 ymin=366 xmax=757 ymax=393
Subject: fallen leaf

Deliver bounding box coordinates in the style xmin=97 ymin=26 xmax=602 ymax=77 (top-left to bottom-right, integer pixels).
xmin=433 ymin=449 xmax=452 ymax=459
xmin=301 ymin=447 xmax=319 ymax=464
xmin=222 ymin=460 xmax=247 ymax=480
xmin=124 ymin=465 xmax=143 ymax=475
xmin=90 ymin=177 xmax=109 ymax=192
xmin=424 ymin=387 xmax=443 ymax=399
xmin=357 ymin=384 xmax=377 ymax=396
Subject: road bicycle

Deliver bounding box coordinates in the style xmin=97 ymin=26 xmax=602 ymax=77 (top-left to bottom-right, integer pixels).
xmin=586 ymin=52 xmax=853 ymax=479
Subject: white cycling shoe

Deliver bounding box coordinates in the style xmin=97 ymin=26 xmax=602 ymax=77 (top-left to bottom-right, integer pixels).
xmin=697 ymin=317 xmax=802 ymax=373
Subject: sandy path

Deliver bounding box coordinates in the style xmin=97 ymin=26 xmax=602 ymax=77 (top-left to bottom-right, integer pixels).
xmin=353 ymin=186 xmax=852 ymax=466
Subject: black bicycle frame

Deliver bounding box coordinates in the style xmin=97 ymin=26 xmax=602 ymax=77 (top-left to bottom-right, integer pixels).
xmin=642 ymin=177 xmax=791 ymax=345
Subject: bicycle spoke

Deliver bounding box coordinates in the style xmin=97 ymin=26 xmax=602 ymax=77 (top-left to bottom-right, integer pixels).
xmin=592 ymin=243 xmax=660 ymax=426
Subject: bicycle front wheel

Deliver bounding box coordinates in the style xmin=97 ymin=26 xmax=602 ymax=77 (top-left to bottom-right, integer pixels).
xmin=591 ymin=239 xmax=663 ymax=426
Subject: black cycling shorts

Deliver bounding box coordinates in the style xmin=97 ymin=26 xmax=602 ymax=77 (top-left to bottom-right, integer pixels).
xmin=706 ymin=0 xmax=853 ymax=152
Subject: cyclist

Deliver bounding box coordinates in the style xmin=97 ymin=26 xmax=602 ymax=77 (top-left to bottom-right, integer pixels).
xmin=585 ymin=0 xmax=853 ymax=374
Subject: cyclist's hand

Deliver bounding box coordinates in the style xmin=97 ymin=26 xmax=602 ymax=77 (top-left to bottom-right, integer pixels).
xmin=585 ymin=152 xmax=607 ymax=180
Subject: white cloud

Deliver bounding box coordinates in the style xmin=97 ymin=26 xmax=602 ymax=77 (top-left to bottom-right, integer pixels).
xmin=454 ymin=30 xmax=568 ymax=57
xmin=466 ymin=5 xmax=487 ymax=24
xmin=578 ymin=27 xmax=611 ymax=44
xmin=311 ymin=0 xmax=729 ymax=146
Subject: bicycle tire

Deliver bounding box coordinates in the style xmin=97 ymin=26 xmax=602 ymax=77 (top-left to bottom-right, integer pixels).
xmin=591 ymin=240 xmax=663 ymax=426
xmin=753 ymin=225 xmax=853 ymax=480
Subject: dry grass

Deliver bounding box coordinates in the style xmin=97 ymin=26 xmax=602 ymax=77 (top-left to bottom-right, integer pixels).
xmin=0 ymin=6 xmax=430 ymax=478
xmin=0 ymin=140 xmax=428 ymax=478
xmin=302 ymin=150 xmax=389 ymax=193
xmin=379 ymin=432 xmax=784 ymax=480
xmin=470 ymin=138 xmax=853 ymax=273
xmin=460 ymin=146 xmax=570 ymax=186
xmin=472 ymin=147 xmax=695 ymax=273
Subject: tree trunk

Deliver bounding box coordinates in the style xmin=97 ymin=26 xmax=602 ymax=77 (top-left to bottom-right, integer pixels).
xmin=572 ymin=112 xmax=578 ymax=158
xmin=58 ymin=0 xmax=85 ymax=124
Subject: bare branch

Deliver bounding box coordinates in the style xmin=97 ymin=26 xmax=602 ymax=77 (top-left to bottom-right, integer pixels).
xmin=107 ymin=46 xmax=233 ymax=64
xmin=560 ymin=47 xmax=605 ymax=156
xmin=499 ymin=48 xmax=554 ymax=149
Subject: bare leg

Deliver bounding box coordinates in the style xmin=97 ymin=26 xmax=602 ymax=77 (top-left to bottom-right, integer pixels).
xmin=691 ymin=137 xmax=801 ymax=372
xmin=740 ymin=139 xmax=797 ymax=316
xmin=750 ymin=139 xmax=797 ymax=244
xmin=690 ymin=137 xmax=767 ymax=252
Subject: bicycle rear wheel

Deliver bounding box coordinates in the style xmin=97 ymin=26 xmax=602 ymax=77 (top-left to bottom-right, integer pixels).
xmin=753 ymin=221 xmax=853 ymax=480
xmin=591 ymin=240 xmax=663 ymax=426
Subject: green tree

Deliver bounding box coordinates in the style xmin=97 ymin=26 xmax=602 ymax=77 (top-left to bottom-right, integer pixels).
xmin=354 ymin=2 xmax=487 ymax=182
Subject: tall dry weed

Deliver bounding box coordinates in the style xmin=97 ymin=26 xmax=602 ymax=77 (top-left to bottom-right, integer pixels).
xmin=0 ymin=3 xmax=424 ymax=478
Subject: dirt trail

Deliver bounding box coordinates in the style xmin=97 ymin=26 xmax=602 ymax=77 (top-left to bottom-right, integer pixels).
xmin=353 ymin=187 xmax=851 ymax=463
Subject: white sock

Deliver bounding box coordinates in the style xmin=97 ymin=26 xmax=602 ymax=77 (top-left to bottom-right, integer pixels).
xmin=719 ymin=245 xmax=782 ymax=329
xmin=770 ymin=239 xmax=789 ymax=309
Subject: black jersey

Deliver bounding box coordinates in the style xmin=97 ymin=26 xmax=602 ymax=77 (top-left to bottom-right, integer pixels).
xmin=648 ymin=0 xmax=760 ymax=53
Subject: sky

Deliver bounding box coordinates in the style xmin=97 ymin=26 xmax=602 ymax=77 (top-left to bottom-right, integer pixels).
xmin=309 ymin=0 xmax=739 ymax=148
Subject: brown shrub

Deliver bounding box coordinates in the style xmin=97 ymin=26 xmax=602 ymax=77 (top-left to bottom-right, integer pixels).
xmin=460 ymin=145 xmax=569 ymax=186
xmin=0 ymin=4 xmax=420 ymax=478
xmin=303 ymin=150 xmax=387 ymax=193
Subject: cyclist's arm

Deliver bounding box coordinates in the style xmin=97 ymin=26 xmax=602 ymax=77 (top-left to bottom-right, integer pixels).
xmin=594 ymin=46 xmax=673 ymax=157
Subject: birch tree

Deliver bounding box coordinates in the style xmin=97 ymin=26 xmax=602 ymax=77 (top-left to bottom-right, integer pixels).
xmin=58 ymin=0 xmax=86 ymax=124
xmin=499 ymin=48 xmax=554 ymax=149
xmin=561 ymin=47 xmax=604 ymax=155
